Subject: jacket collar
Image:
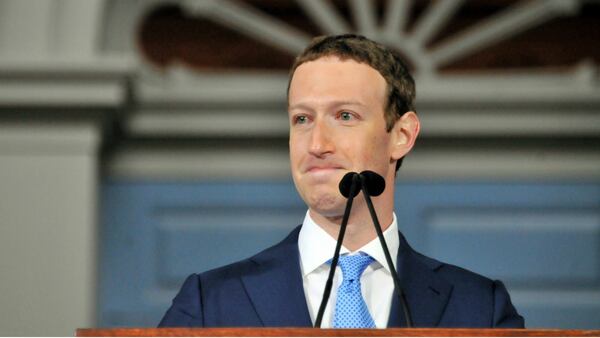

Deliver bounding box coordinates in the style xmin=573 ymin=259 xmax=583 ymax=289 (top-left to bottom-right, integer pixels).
xmin=241 ymin=226 xmax=312 ymax=327
xmin=387 ymin=233 xmax=453 ymax=327
xmin=240 ymin=226 xmax=452 ymax=328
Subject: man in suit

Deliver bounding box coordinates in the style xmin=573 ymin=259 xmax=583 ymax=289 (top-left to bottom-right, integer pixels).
xmin=159 ymin=34 xmax=524 ymax=328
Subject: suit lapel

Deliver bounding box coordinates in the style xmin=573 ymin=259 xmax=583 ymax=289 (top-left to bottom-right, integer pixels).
xmin=240 ymin=226 xmax=312 ymax=327
xmin=387 ymin=233 xmax=453 ymax=328
xmin=239 ymin=227 xmax=451 ymax=328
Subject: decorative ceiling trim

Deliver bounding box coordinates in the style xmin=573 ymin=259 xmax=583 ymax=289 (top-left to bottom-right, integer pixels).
xmin=297 ymin=0 xmax=351 ymax=35
xmin=169 ymin=0 xmax=592 ymax=77
xmin=426 ymin=0 xmax=581 ymax=74
xmin=184 ymin=0 xmax=310 ymax=54
xmin=126 ymin=0 xmax=600 ymax=104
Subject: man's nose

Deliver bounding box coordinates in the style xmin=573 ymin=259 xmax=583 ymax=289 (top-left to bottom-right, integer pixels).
xmin=308 ymin=119 xmax=334 ymax=157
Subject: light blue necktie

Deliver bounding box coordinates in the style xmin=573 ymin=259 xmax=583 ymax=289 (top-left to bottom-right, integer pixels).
xmin=333 ymin=253 xmax=376 ymax=328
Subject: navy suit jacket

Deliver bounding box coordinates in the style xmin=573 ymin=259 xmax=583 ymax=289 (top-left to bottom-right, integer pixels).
xmin=159 ymin=226 xmax=524 ymax=328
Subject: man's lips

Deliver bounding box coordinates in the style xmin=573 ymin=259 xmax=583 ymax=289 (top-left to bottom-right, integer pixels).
xmin=305 ymin=165 xmax=344 ymax=173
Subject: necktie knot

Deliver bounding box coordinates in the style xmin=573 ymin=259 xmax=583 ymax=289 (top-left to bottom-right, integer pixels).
xmin=337 ymin=253 xmax=374 ymax=282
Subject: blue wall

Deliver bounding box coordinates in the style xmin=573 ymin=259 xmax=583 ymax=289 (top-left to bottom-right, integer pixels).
xmin=99 ymin=180 xmax=600 ymax=328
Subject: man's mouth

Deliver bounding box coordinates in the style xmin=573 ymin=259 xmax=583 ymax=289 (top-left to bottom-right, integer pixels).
xmin=306 ymin=166 xmax=343 ymax=174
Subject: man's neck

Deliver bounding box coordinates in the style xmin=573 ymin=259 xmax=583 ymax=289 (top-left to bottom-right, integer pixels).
xmin=309 ymin=200 xmax=393 ymax=252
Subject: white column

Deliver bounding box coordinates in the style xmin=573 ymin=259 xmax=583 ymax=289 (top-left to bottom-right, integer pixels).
xmin=0 ymin=122 xmax=100 ymax=336
xmin=0 ymin=0 xmax=105 ymax=58
xmin=0 ymin=0 xmax=55 ymax=56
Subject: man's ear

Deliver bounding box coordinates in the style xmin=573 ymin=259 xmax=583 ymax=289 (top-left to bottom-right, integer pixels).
xmin=390 ymin=111 xmax=420 ymax=161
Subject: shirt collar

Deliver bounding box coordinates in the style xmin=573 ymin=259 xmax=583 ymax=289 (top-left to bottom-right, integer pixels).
xmin=298 ymin=210 xmax=399 ymax=277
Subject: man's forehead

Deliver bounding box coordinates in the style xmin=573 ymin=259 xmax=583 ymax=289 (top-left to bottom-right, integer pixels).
xmin=288 ymin=57 xmax=387 ymax=108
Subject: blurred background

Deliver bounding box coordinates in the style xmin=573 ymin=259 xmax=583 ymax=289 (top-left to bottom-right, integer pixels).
xmin=0 ymin=0 xmax=599 ymax=335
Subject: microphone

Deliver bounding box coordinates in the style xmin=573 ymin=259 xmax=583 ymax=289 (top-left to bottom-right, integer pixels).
xmin=339 ymin=171 xmax=384 ymax=198
xmin=339 ymin=172 xmax=361 ymax=198
xmin=358 ymin=170 xmax=385 ymax=196
xmin=358 ymin=170 xmax=414 ymax=327
xmin=314 ymin=172 xmax=360 ymax=328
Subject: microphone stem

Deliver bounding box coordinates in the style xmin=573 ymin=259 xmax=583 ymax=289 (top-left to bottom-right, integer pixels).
xmin=360 ymin=176 xmax=414 ymax=328
xmin=314 ymin=174 xmax=360 ymax=328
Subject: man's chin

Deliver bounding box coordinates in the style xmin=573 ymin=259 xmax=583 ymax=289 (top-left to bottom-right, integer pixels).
xmin=307 ymin=194 xmax=346 ymax=218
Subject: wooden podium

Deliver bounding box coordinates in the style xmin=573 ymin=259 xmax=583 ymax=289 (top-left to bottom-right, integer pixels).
xmin=77 ymin=328 xmax=600 ymax=336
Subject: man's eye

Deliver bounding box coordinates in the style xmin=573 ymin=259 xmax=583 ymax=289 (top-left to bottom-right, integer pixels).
xmin=295 ymin=115 xmax=308 ymax=124
xmin=339 ymin=111 xmax=353 ymax=121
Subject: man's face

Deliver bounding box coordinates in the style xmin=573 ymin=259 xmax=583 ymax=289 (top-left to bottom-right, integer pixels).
xmin=288 ymin=56 xmax=397 ymax=217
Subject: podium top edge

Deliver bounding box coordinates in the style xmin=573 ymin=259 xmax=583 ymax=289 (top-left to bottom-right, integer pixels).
xmin=76 ymin=327 xmax=600 ymax=337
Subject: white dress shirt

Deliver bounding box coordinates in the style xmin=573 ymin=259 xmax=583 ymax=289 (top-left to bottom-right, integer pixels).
xmin=298 ymin=210 xmax=399 ymax=328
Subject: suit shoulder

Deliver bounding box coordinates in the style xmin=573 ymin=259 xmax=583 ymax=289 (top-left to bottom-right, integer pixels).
xmin=197 ymin=225 xmax=301 ymax=282
xmin=196 ymin=257 xmax=256 ymax=284
xmin=412 ymin=249 xmax=495 ymax=289
xmin=418 ymin=252 xmax=524 ymax=327
xmin=408 ymin=248 xmax=525 ymax=327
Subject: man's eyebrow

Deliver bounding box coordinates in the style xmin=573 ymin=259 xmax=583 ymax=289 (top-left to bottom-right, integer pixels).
xmin=288 ymin=100 xmax=367 ymax=111
xmin=288 ymin=103 xmax=314 ymax=112
xmin=331 ymin=100 xmax=367 ymax=108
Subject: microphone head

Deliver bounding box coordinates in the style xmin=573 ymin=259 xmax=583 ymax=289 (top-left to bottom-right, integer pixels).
xmin=338 ymin=172 xmax=360 ymax=198
xmin=359 ymin=170 xmax=385 ymax=196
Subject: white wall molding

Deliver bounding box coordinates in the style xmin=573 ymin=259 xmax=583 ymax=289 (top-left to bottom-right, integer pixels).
xmin=0 ymin=57 xmax=133 ymax=107
xmin=106 ymin=145 xmax=600 ymax=182
xmin=127 ymin=69 xmax=600 ymax=139
xmin=0 ymin=122 xmax=100 ymax=154
xmin=120 ymin=65 xmax=599 ymax=180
